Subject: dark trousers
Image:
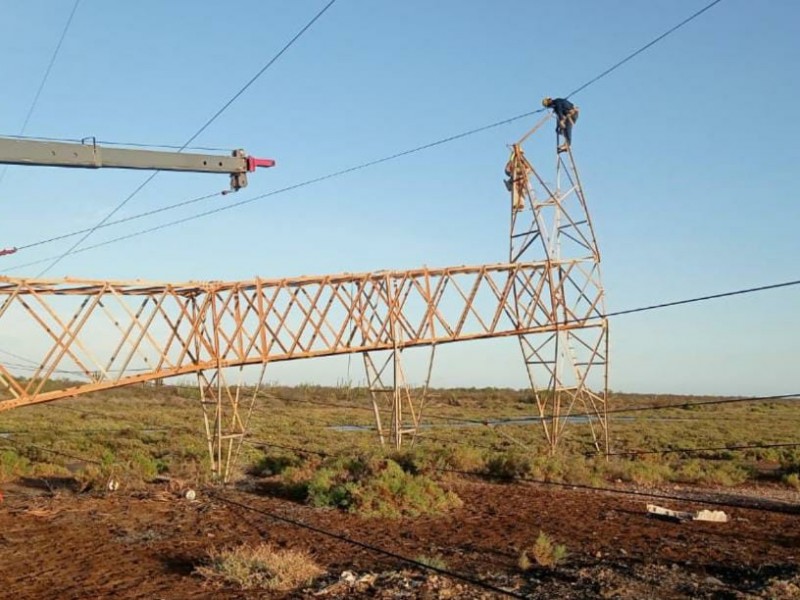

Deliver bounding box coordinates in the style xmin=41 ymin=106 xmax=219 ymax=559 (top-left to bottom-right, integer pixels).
xmin=557 ymin=109 xmax=579 ymax=145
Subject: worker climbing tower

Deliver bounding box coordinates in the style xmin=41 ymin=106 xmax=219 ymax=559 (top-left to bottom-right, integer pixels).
xmin=506 ymin=115 xmax=609 ymax=454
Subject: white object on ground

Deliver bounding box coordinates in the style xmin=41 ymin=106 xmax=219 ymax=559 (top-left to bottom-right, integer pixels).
xmin=647 ymin=504 xmax=728 ymax=523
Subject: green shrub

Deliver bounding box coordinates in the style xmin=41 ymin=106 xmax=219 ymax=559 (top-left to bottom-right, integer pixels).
xmin=127 ymin=450 xmax=160 ymax=481
xmin=669 ymin=459 xmax=750 ymax=487
xmin=519 ymin=531 xmax=568 ymax=570
xmin=285 ymin=456 xmax=462 ymax=518
xmin=251 ymin=452 xmax=303 ymax=477
xmin=353 ymin=459 xmax=462 ymax=518
xmin=392 ymin=445 xmax=486 ymax=475
xmin=0 ymin=449 xmax=31 ymax=482
xmin=389 ymin=448 xmax=426 ymax=475
xmin=606 ymin=459 xmax=672 ymax=487
xmin=783 ymin=473 xmax=800 ymax=491
xmin=699 ymin=463 xmax=749 ymax=487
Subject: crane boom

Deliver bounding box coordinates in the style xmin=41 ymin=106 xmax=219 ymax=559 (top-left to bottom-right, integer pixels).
xmin=0 ymin=135 xmax=275 ymax=257
xmin=0 ymin=136 xmax=275 ymax=191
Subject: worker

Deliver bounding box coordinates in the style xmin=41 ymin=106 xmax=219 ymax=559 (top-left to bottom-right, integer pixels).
xmin=504 ymin=161 xmax=514 ymax=191
xmin=542 ymin=97 xmax=579 ymax=153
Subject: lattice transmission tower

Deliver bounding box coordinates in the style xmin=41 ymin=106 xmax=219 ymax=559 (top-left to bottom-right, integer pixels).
xmin=506 ymin=116 xmax=609 ymax=454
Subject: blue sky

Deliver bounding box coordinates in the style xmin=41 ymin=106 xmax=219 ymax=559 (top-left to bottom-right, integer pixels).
xmin=0 ymin=1 xmax=797 ymax=395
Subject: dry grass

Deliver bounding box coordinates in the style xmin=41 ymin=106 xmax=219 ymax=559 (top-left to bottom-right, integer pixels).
xmin=196 ymin=543 xmax=324 ymax=591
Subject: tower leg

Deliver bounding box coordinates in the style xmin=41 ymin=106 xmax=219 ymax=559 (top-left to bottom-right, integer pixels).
xmin=518 ymin=322 xmax=608 ymax=455
xmin=197 ymin=362 xmax=268 ymax=482
xmin=363 ymin=345 xmax=436 ymax=449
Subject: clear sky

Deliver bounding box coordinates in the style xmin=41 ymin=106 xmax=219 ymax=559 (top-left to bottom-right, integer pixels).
xmin=0 ymin=1 xmax=797 ymax=396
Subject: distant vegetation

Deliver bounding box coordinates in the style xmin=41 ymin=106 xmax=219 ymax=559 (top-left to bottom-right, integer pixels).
xmin=1 ymin=383 xmax=798 ymax=501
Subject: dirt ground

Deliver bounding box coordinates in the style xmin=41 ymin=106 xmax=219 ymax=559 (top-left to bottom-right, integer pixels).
xmin=0 ymin=477 xmax=798 ymax=599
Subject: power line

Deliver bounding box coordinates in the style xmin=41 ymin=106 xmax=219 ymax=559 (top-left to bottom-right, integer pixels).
xmin=605 ymin=392 xmax=800 ymax=416
xmin=10 ymin=441 xmax=103 ymax=466
xmin=601 ymin=441 xmax=800 ymax=458
xmin=0 ymin=348 xmax=40 ymax=366
xmin=34 ymin=171 xmax=160 ymax=276
xmin=33 ymin=0 xmax=339 ymax=277
xmin=19 ymin=0 xmax=82 ymax=136
xmin=566 ymin=0 xmax=725 ymax=98
xmin=273 ymin=389 xmax=799 ymax=425
xmin=183 ymin=0 xmax=338 ymax=150
xmin=443 ymin=467 xmax=800 ymax=515
xmin=211 ymin=491 xmax=526 ymax=598
xmin=2 ymin=343 xmax=795 ymax=431
xmin=606 ymin=279 xmax=800 ymax=318
xmin=7 ymin=0 xmax=725 ymax=268
xmin=0 ymin=0 xmax=82 ymax=192
xmin=14 ymin=191 xmax=222 ymax=253
xmin=2 ymin=426 xmax=175 ymax=437
xmin=246 ymin=439 xmax=331 ymax=458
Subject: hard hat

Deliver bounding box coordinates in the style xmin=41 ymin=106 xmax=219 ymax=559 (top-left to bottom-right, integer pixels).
xmin=542 ymin=97 xmax=553 ymax=107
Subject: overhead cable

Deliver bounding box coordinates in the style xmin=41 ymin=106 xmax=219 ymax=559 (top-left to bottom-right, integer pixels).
xmin=6 ymin=0 xmax=725 ymax=267
xmin=33 ymin=0 xmax=339 ymax=277
xmin=566 ymin=0 xmax=725 ymax=98
xmin=0 ymin=0 xmax=82 ymax=191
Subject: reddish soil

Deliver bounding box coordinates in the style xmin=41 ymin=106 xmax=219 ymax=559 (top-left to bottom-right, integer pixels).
xmin=0 ymin=477 xmax=798 ymax=599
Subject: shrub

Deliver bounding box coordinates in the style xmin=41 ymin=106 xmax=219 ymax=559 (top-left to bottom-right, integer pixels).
xmin=438 ymin=445 xmax=486 ymax=472
xmin=389 ymin=448 xmax=426 ymax=475
xmin=484 ymin=452 xmax=532 ymax=481
xmin=128 ymin=450 xmax=160 ymax=481
xmin=699 ymin=463 xmax=749 ymax=487
xmin=196 ymin=544 xmax=323 ymax=591
xmin=0 ymin=449 xmax=31 ymax=482
xmin=250 ymin=452 xmax=303 ymax=477
xmin=606 ymin=459 xmax=672 ymax=487
xmin=393 ymin=444 xmax=486 ymax=475
xmin=285 ymin=456 xmax=462 ymax=518
xmin=669 ymin=459 xmax=750 ymax=487
xmin=352 ymin=459 xmax=462 ymax=518
xmin=277 ymin=459 xmax=323 ymax=501
xmin=74 ymin=464 xmax=112 ymax=492
xmin=519 ymin=532 xmax=568 ymax=570
xmin=783 ymin=473 xmax=800 ymax=491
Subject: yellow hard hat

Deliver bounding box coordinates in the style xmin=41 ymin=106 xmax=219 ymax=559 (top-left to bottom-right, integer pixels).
xmin=541 ymin=97 xmax=553 ymax=107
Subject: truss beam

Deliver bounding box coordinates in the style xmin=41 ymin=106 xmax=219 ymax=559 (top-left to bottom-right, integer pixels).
xmin=0 ymin=261 xmax=603 ymax=412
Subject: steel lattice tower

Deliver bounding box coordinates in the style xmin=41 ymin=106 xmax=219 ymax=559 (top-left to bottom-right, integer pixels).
xmin=506 ymin=116 xmax=609 ymax=454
